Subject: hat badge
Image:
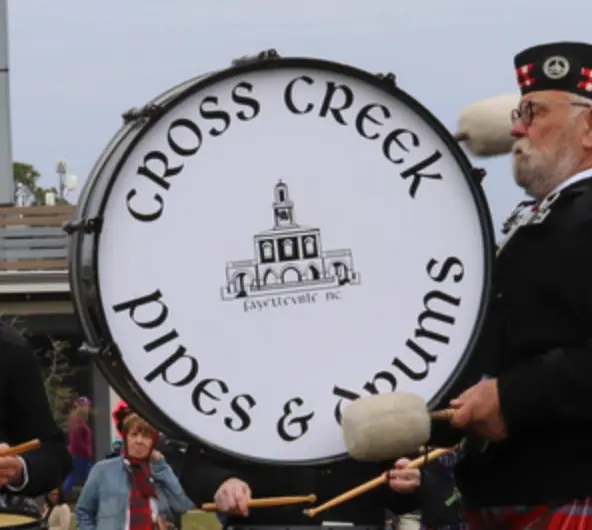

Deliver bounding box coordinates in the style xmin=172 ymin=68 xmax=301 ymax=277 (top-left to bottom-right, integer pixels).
xmin=542 ymin=56 xmax=570 ymax=80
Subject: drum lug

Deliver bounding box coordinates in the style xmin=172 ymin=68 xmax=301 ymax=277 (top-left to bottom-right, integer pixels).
xmin=471 ymin=167 xmax=486 ymax=184
xmin=121 ymin=103 xmax=163 ymax=125
xmin=63 ymin=216 xmax=103 ymax=235
xmin=79 ymin=341 xmax=112 ymax=357
xmin=375 ymin=72 xmax=397 ymax=86
xmin=231 ymin=48 xmax=281 ymax=66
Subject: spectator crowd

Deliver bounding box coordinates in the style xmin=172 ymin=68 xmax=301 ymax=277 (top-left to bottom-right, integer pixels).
xmin=1 ymin=393 xmax=468 ymax=530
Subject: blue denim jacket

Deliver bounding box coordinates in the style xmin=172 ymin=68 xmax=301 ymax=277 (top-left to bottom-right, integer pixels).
xmin=75 ymin=456 xmax=193 ymax=530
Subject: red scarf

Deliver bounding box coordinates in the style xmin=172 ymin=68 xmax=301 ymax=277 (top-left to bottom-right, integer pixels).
xmin=124 ymin=451 xmax=157 ymax=530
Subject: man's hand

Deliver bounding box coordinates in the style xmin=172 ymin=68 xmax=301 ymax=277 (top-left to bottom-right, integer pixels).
xmin=387 ymin=458 xmax=420 ymax=494
xmin=151 ymin=449 xmax=163 ymax=461
xmin=450 ymin=379 xmax=508 ymax=440
xmin=214 ymin=477 xmax=252 ymax=517
xmin=0 ymin=443 xmax=24 ymax=488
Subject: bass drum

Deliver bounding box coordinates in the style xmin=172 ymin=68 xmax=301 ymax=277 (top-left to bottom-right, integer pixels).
xmin=67 ymin=51 xmax=495 ymax=466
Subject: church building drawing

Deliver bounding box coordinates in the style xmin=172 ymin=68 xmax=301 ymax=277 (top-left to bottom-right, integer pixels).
xmin=221 ymin=180 xmax=361 ymax=301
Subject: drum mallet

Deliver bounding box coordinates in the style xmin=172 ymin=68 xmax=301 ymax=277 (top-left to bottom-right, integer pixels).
xmin=304 ymin=446 xmax=456 ymax=518
xmin=453 ymin=93 xmax=519 ymax=157
xmin=341 ymin=392 xmax=455 ymax=462
xmin=0 ymin=439 xmax=41 ymax=457
xmin=201 ymin=494 xmax=316 ymax=512
xmin=303 ymin=393 xmax=458 ymax=517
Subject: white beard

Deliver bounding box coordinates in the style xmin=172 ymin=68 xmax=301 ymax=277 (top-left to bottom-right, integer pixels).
xmin=512 ymin=129 xmax=578 ymax=199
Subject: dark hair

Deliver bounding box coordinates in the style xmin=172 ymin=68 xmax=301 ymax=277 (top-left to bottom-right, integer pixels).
xmin=45 ymin=487 xmax=66 ymax=507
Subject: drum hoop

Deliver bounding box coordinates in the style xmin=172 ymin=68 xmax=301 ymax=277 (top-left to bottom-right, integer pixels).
xmin=0 ymin=507 xmax=44 ymax=529
xmin=68 ymin=56 xmax=496 ymax=466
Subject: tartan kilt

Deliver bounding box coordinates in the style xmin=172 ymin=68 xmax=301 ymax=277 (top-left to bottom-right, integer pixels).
xmin=465 ymin=498 xmax=592 ymax=529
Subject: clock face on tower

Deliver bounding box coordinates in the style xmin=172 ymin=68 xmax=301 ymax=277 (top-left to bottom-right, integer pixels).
xmin=276 ymin=208 xmax=290 ymax=222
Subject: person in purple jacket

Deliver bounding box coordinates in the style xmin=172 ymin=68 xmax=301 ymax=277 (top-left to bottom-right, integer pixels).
xmin=63 ymin=396 xmax=93 ymax=498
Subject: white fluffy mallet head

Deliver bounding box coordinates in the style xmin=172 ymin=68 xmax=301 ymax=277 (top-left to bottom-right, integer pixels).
xmin=341 ymin=392 xmax=431 ymax=462
xmin=455 ymin=93 xmax=520 ymax=157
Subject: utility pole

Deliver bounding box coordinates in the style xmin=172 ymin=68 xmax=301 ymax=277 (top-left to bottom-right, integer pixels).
xmin=0 ymin=0 xmax=13 ymax=206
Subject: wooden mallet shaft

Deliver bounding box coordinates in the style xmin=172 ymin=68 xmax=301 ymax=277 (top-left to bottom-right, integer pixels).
xmin=201 ymin=494 xmax=316 ymax=512
xmin=305 ymin=447 xmax=455 ymax=518
xmin=0 ymin=439 xmax=41 ymax=457
xmin=429 ymin=408 xmax=455 ymax=421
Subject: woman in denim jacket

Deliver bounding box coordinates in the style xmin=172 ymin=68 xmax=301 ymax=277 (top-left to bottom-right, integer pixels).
xmin=76 ymin=408 xmax=193 ymax=530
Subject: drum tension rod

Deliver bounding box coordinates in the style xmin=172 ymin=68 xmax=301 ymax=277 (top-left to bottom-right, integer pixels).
xmin=231 ymin=48 xmax=281 ymax=66
xmin=375 ymin=72 xmax=397 ymax=86
xmin=122 ymin=103 xmax=163 ymax=125
xmin=79 ymin=341 xmax=112 ymax=358
xmin=471 ymin=167 xmax=487 ymax=184
xmin=62 ymin=216 xmax=103 ymax=235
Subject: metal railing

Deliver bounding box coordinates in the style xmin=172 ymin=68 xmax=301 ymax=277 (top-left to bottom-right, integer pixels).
xmin=0 ymin=205 xmax=75 ymax=271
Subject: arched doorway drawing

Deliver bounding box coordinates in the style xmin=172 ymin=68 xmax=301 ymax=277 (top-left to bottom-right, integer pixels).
xmin=263 ymin=268 xmax=278 ymax=286
xmin=332 ymin=262 xmax=350 ymax=285
xmin=231 ymin=272 xmax=249 ymax=298
xmin=282 ymin=266 xmax=302 ymax=284
xmin=308 ymin=264 xmax=320 ymax=280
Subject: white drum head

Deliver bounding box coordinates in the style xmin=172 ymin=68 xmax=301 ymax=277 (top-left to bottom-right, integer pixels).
xmin=87 ymin=58 xmax=493 ymax=464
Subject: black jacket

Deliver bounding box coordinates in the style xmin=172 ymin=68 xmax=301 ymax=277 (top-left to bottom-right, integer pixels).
xmin=432 ymin=176 xmax=592 ymax=507
xmin=180 ymin=444 xmax=424 ymax=526
xmin=418 ymin=455 xmax=464 ymax=527
xmin=0 ymin=323 xmax=73 ymax=496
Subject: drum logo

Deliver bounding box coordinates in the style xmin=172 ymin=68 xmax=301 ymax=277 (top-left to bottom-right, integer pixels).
xmin=220 ymin=179 xmax=361 ymax=310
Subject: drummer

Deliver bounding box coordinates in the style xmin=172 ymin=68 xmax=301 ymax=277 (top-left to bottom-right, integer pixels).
xmin=180 ymin=443 xmax=424 ymax=526
xmin=439 ymin=41 xmax=592 ymax=529
xmin=0 ymin=321 xmax=72 ymax=497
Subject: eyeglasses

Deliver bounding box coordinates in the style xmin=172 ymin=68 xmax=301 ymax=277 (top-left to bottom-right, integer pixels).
xmin=510 ymin=99 xmax=592 ymax=126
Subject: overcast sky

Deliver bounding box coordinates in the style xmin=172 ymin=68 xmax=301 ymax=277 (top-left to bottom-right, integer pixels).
xmin=5 ymin=0 xmax=586 ymax=234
